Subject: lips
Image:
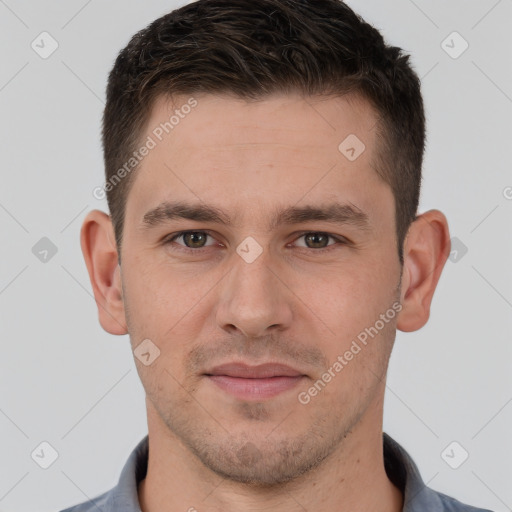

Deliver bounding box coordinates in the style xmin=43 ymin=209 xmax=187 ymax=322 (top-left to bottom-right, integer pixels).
xmin=204 ymin=362 xmax=306 ymax=400
xmin=205 ymin=362 xmax=303 ymax=378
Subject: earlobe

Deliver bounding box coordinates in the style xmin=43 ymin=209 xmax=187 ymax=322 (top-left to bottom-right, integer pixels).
xmin=80 ymin=209 xmax=128 ymax=335
xmin=396 ymin=209 xmax=451 ymax=333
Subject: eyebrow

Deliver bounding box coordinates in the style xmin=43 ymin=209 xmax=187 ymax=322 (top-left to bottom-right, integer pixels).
xmin=140 ymin=200 xmax=372 ymax=232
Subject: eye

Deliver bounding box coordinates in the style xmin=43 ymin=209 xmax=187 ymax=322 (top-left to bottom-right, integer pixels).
xmin=163 ymin=230 xmax=348 ymax=254
xmin=165 ymin=231 xmax=217 ymax=251
xmin=292 ymin=232 xmax=347 ymax=251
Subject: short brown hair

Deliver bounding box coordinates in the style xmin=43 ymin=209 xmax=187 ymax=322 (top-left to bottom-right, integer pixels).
xmin=102 ymin=0 xmax=424 ymax=265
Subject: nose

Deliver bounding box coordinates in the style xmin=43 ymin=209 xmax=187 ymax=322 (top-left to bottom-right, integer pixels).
xmin=215 ymin=248 xmax=293 ymax=339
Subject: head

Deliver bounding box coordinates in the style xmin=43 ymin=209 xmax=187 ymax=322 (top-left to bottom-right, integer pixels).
xmin=102 ymin=0 xmax=426 ymax=266
xmin=82 ymin=0 xmax=450 ymax=487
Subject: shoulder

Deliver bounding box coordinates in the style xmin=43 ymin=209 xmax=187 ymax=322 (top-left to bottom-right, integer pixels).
xmin=427 ymin=488 xmax=495 ymax=512
xmin=57 ymin=434 xmax=148 ymax=512
xmin=58 ymin=489 xmax=110 ymax=512
xmin=383 ymin=433 xmax=495 ymax=512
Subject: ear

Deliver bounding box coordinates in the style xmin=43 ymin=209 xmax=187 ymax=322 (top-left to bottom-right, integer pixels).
xmin=396 ymin=209 xmax=451 ymax=332
xmin=80 ymin=209 xmax=128 ymax=335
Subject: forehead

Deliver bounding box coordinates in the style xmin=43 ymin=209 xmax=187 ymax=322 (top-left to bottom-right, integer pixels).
xmin=145 ymin=91 xmax=377 ymax=151
xmin=125 ymin=92 xmax=392 ymax=230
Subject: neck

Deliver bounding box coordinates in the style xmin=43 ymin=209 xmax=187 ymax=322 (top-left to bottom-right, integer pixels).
xmin=138 ymin=396 xmax=403 ymax=512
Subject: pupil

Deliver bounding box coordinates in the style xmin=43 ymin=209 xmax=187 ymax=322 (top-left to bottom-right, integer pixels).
xmin=182 ymin=233 xmax=328 ymax=249
xmin=306 ymin=233 xmax=327 ymax=248
xmin=186 ymin=232 xmax=205 ymax=247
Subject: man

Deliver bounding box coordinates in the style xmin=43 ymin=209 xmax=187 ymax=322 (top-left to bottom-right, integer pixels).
xmin=61 ymin=0 xmax=493 ymax=510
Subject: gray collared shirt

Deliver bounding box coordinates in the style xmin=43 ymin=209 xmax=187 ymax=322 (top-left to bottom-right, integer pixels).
xmin=60 ymin=433 xmax=494 ymax=511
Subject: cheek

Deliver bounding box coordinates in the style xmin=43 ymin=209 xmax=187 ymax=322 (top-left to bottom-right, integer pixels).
xmin=124 ymin=268 xmax=212 ymax=365
xmin=317 ymin=263 xmax=395 ymax=321
xmin=123 ymin=254 xmax=208 ymax=322
xmin=309 ymin=256 xmax=400 ymax=360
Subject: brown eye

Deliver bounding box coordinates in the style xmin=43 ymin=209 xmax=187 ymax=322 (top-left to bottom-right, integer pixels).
xmin=166 ymin=231 xmax=215 ymax=251
xmin=182 ymin=232 xmax=208 ymax=248
xmin=292 ymin=232 xmax=347 ymax=253
xmin=303 ymin=233 xmax=330 ymax=249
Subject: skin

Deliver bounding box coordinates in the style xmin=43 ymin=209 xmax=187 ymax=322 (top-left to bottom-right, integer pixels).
xmin=81 ymin=92 xmax=450 ymax=512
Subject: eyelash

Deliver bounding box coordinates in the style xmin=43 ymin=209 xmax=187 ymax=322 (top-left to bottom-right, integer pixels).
xmin=163 ymin=230 xmax=348 ymax=254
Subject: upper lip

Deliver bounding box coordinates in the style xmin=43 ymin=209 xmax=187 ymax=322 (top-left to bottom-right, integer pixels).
xmin=205 ymin=362 xmax=304 ymax=378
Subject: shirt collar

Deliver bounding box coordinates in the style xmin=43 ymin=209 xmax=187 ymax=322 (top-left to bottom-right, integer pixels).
xmin=383 ymin=432 xmax=446 ymax=510
xmin=105 ymin=432 xmax=448 ymax=511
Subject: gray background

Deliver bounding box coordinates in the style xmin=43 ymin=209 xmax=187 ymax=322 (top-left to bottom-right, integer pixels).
xmin=0 ymin=0 xmax=511 ymax=511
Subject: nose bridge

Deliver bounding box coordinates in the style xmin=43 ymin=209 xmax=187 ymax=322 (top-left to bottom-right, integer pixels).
xmin=216 ymin=245 xmax=292 ymax=337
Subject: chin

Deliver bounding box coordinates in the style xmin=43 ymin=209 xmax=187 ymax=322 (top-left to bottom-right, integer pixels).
xmin=183 ymin=430 xmax=336 ymax=487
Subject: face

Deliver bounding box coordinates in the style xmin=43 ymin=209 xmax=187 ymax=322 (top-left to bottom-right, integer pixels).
xmin=119 ymin=92 xmax=403 ymax=484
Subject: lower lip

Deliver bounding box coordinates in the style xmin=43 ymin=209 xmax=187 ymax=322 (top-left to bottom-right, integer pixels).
xmin=206 ymin=375 xmax=305 ymax=400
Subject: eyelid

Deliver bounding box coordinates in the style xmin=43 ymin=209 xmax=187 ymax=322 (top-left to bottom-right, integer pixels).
xmin=164 ymin=230 xmax=349 ymax=252
xmin=291 ymin=231 xmax=348 ymax=248
xmin=165 ymin=230 xmax=219 ymax=248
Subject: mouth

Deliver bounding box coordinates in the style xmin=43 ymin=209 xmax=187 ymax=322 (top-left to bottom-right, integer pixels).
xmin=204 ymin=362 xmax=307 ymax=400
